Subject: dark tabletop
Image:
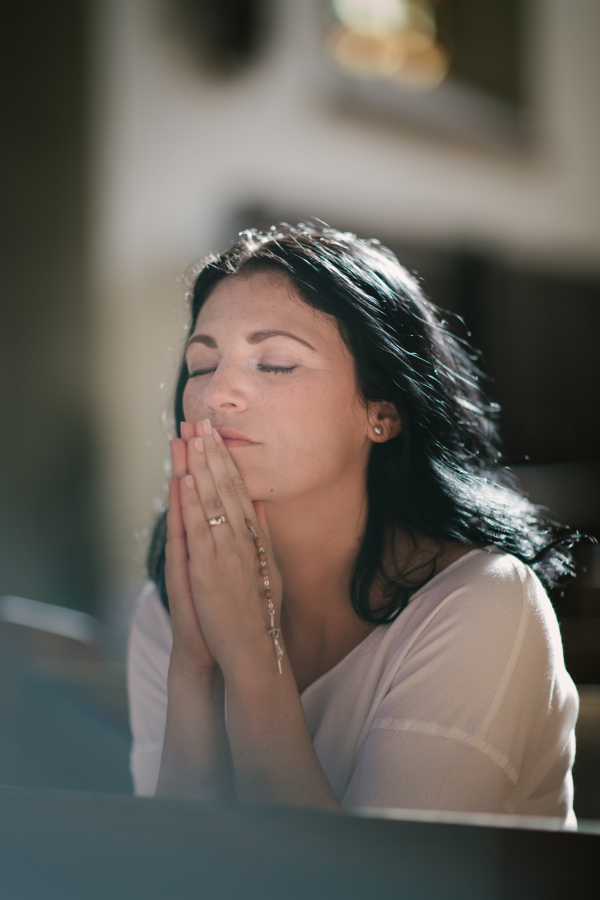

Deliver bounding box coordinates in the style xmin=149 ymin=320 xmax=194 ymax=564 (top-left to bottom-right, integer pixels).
xmin=0 ymin=786 xmax=598 ymax=900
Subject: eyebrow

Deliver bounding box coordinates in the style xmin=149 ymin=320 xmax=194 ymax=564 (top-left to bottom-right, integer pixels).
xmin=186 ymin=329 xmax=316 ymax=352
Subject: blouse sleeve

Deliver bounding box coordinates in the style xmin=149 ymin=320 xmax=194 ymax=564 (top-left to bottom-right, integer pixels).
xmin=343 ymin=728 xmax=513 ymax=812
xmin=126 ymin=584 xmax=172 ymax=796
xmin=342 ymin=556 xmax=578 ymax=823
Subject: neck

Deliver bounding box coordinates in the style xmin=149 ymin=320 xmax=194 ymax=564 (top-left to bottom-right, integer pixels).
xmin=263 ymin=473 xmax=369 ymax=629
xmin=260 ymin=480 xmax=475 ymax=693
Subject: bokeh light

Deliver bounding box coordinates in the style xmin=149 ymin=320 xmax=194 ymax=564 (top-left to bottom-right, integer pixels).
xmin=328 ymin=0 xmax=448 ymax=90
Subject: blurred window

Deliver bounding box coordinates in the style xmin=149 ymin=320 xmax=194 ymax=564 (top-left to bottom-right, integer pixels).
xmin=324 ymin=0 xmax=526 ymax=147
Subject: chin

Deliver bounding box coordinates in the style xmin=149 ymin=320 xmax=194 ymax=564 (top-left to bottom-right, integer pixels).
xmin=239 ymin=474 xmax=266 ymax=502
xmin=232 ymin=461 xmax=265 ymax=495
xmin=247 ymin=485 xmax=277 ymax=504
xmin=247 ymin=487 xmax=270 ymax=503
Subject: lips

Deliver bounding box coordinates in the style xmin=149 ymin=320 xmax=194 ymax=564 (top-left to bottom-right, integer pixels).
xmin=215 ymin=428 xmax=258 ymax=447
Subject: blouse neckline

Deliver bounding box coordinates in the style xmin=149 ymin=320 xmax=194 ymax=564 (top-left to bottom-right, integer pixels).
xmin=300 ymin=546 xmax=498 ymax=699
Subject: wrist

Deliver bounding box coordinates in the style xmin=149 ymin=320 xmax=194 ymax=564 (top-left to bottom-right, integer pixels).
xmin=220 ymin=630 xmax=288 ymax=691
xmin=168 ymin=651 xmax=220 ymax=689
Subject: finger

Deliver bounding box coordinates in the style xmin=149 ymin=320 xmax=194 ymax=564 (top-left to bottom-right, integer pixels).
xmin=165 ymin=478 xmax=191 ymax=596
xmin=167 ymin=477 xmax=186 ymax=540
xmin=193 ymin=427 xmax=249 ymax=534
xmin=166 ymin=480 xmax=205 ymax=637
xmin=211 ymin=429 xmax=260 ymax=525
xmin=187 ymin=436 xmax=236 ymax=539
xmin=170 ymin=438 xmax=188 ymax=479
xmin=246 ymin=502 xmax=271 ymax=564
xmin=180 ymin=421 xmax=195 ymax=442
xmin=180 ymin=471 xmax=219 ymax=564
xmin=208 ymin=436 xmax=272 ymax=560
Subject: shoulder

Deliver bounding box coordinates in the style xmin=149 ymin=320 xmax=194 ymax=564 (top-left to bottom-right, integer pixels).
xmin=376 ymin=549 xmax=576 ymax=756
xmin=393 ymin=548 xmax=565 ymax=685
xmin=130 ymin=582 xmax=172 ymax=644
xmin=410 ymin=547 xmax=550 ymax=631
xmin=127 ymin=582 xmax=172 ymax=682
xmin=127 ymin=583 xmax=171 ymax=796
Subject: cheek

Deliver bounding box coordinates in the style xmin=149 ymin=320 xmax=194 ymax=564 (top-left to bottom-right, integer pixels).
xmin=291 ymin=376 xmax=363 ymax=431
xmin=182 ymin=382 xmax=207 ymax=421
xmin=276 ymin=387 xmax=364 ymax=468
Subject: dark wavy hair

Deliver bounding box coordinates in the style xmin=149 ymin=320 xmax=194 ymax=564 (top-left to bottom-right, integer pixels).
xmin=148 ymin=223 xmax=577 ymax=622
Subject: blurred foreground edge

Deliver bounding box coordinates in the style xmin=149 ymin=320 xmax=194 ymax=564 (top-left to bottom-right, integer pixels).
xmin=0 ymin=786 xmax=597 ymax=900
xmin=0 ymin=599 xmax=131 ymax=793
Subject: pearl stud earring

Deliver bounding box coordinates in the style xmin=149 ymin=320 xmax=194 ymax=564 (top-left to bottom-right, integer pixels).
xmin=374 ymin=425 xmax=383 ymax=436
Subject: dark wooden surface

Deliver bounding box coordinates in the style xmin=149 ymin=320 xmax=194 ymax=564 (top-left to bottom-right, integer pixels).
xmin=0 ymin=786 xmax=598 ymax=900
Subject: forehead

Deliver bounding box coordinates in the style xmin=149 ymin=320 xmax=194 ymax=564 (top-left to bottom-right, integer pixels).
xmin=193 ymin=271 xmax=340 ymax=345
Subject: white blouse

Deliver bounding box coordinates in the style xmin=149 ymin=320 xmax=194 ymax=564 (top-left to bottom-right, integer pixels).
xmin=127 ymin=547 xmax=578 ymax=825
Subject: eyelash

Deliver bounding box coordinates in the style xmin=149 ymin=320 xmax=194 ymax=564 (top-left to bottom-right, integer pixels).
xmin=189 ymin=364 xmax=297 ymax=378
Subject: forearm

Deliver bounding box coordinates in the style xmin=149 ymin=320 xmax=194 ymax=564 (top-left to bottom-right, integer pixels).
xmin=223 ymin=637 xmax=341 ymax=809
xmin=156 ymin=661 xmax=235 ymax=801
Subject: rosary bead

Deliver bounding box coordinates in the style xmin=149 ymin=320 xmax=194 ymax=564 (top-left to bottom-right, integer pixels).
xmin=249 ymin=518 xmax=283 ymax=674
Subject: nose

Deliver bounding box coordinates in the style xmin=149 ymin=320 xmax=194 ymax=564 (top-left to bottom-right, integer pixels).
xmin=202 ymin=359 xmax=249 ymax=413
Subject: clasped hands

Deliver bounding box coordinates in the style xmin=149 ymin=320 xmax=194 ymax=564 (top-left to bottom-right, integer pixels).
xmin=165 ymin=418 xmax=283 ymax=679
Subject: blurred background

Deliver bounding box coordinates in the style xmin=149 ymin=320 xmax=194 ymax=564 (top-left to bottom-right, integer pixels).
xmin=1 ymin=0 xmax=599 ymax=813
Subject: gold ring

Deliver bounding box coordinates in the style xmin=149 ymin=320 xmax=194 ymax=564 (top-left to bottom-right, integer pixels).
xmin=207 ymin=515 xmax=227 ymax=527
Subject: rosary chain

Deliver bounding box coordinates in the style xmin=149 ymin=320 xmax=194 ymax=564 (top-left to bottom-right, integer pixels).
xmin=245 ymin=518 xmax=283 ymax=673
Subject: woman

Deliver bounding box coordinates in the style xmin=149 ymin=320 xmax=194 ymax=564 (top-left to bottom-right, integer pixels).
xmin=128 ymin=224 xmax=578 ymax=823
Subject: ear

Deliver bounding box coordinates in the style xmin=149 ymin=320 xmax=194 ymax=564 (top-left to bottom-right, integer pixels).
xmin=368 ymin=400 xmax=402 ymax=442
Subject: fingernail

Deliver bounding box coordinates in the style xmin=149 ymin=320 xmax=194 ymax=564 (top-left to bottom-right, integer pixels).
xmin=213 ymin=428 xmax=222 ymax=443
xmin=202 ymin=418 xmax=212 ymax=434
xmin=195 ymin=437 xmax=203 ymax=452
xmin=185 ymin=475 xmax=194 ymax=488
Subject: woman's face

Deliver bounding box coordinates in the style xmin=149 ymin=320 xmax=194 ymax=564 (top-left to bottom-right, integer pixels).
xmin=182 ymin=271 xmax=375 ymax=503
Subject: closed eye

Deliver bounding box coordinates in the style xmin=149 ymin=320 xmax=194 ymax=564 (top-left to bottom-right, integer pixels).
xmin=258 ymin=364 xmax=297 ymax=374
xmin=188 ymin=364 xmax=297 ymax=377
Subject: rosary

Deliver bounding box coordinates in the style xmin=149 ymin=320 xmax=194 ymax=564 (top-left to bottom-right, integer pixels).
xmin=245 ymin=518 xmax=284 ymax=673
